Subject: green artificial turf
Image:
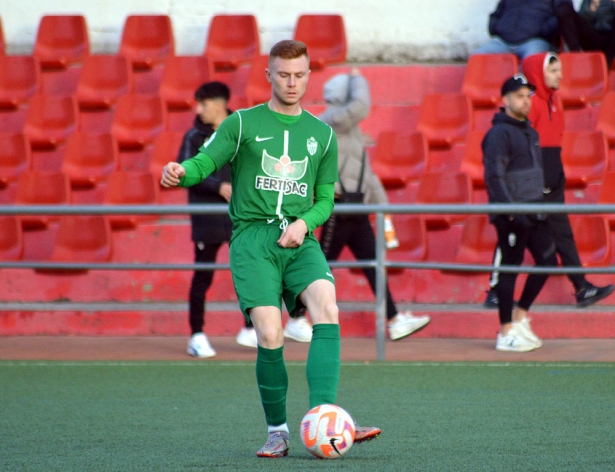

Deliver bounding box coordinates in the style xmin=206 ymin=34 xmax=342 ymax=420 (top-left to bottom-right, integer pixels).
xmin=1 ymin=361 xmax=614 ymax=471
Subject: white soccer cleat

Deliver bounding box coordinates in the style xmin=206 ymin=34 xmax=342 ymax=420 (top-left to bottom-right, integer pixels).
xmin=495 ymin=325 xmax=539 ymax=352
xmin=187 ymin=333 xmax=216 ymax=358
xmin=236 ymin=327 xmax=258 ymax=348
xmin=283 ymin=316 xmax=313 ymax=343
xmin=387 ymin=311 xmax=431 ymax=340
xmin=512 ymin=318 xmax=542 ymax=348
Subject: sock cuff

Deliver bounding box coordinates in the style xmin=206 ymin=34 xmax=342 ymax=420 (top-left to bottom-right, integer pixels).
xmin=257 ymin=345 xmax=284 ymax=362
xmin=312 ymin=323 xmax=340 ymax=339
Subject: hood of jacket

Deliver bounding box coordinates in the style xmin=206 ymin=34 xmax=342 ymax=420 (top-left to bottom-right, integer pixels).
xmin=522 ymin=52 xmax=559 ymax=102
xmin=323 ymin=73 xmax=351 ymax=105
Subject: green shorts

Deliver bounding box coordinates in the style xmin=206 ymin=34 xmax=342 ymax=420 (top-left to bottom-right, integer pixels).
xmin=229 ymin=223 xmax=334 ymax=321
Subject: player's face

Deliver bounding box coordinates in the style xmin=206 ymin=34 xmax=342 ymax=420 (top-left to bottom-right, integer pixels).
xmin=544 ymin=60 xmax=562 ymax=90
xmin=266 ymin=55 xmax=311 ymax=107
xmin=503 ymin=87 xmax=532 ymax=120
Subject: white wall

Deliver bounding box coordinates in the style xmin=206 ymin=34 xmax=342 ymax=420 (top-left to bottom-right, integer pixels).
xmin=1 ymin=0 xmax=570 ymax=62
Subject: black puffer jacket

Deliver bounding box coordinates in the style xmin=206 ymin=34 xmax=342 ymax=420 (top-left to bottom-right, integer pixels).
xmin=176 ymin=115 xmax=232 ymax=244
xmin=489 ymin=0 xmax=571 ymax=45
xmin=482 ymin=110 xmax=545 ymax=221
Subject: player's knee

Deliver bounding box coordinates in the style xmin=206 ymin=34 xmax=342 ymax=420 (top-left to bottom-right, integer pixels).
xmin=256 ymin=324 xmax=284 ymax=348
xmin=315 ymin=300 xmax=339 ymax=325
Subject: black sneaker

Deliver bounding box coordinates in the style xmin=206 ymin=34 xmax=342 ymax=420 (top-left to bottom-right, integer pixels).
xmin=483 ymin=288 xmax=499 ymax=309
xmin=576 ymin=284 xmax=615 ymax=308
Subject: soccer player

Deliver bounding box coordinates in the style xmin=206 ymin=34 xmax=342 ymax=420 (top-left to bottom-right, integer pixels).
xmin=161 ymin=40 xmax=380 ymax=458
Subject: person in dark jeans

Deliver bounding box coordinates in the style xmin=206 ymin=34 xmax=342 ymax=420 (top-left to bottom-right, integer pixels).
xmin=316 ymin=68 xmax=430 ymax=340
xmin=556 ymin=0 xmax=615 ymax=68
xmin=483 ymin=74 xmax=559 ymax=352
xmin=484 ymin=53 xmax=614 ymax=309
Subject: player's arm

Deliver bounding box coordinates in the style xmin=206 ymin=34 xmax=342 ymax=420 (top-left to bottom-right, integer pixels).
xmin=161 ymin=152 xmax=217 ymax=188
xmin=277 ymin=184 xmax=334 ymax=248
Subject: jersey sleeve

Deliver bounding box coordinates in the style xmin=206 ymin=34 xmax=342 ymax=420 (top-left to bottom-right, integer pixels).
xmin=197 ymin=112 xmax=242 ymax=170
xmin=316 ymin=128 xmax=339 ymax=185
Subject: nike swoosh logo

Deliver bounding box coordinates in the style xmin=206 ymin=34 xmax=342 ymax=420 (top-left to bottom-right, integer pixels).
xmin=326 ymin=272 xmax=334 ymax=278
xmin=267 ymin=219 xmax=275 ymax=224
xmin=256 ymin=136 xmax=274 ymax=142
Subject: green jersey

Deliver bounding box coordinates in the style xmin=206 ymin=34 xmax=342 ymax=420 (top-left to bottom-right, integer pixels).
xmin=184 ymin=104 xmax=338 ymax=236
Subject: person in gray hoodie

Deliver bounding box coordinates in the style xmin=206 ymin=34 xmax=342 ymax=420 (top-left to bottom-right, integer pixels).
xmin=316 ymin=68 xmax=431 ymax=341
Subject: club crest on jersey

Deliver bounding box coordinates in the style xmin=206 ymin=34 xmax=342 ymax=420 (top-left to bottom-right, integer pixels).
xmin=307 ymin=137 xmax=318 ymax=156
xmin=256 ymin=150 xmax=308 ymax=196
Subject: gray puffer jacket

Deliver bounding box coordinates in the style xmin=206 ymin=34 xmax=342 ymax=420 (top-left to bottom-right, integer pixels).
xmin=319 ymin=73 xmax=388 ymax=204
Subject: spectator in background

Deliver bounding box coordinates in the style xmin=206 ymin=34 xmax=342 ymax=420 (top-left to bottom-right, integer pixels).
xmin=483 ymin=74 xmax=558 ymax=352
xmin=178 ymin=81 xmax=313 ymax=358
xmin=473 ymin=0 xmax=569 ymax=61
xmin=317 ymin=68 xmax=431 ymax=340
xmin=556 ymin=0 xmax=615 ymax=68
xmin=484 ymin=53 xmax=614 ymax=309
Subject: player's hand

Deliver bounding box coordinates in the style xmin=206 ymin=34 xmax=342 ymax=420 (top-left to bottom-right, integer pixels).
xmin=219 ymin=182 xmax=232 ymax=202
xmin=277 ymin=219 xmax=308 ymax=248
xmin=161 ymin=162 xmax=185 ymax=188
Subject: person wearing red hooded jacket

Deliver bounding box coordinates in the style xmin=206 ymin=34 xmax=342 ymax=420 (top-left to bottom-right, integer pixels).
xmin=484 ymin=52 xmax=614 ymax=308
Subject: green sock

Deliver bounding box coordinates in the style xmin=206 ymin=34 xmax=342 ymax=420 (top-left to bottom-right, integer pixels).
xmin=306 ymin=323 xmax=340 ymax=408
xmin=256 ymin=346 xmax=288 ymax=426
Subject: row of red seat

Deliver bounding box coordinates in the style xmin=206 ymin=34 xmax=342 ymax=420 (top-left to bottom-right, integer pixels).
xmin=0 ymin=14 xmax=346 ymax=72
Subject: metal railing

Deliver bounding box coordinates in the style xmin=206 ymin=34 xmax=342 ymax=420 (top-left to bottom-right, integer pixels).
xmin=2 ymin=202 xmax=615 ymax=360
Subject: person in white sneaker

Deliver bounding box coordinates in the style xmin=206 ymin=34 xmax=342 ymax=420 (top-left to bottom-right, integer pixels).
xmin=483 ymin=75 xmax=559 ymax=352
xmin=177 ymin=81 xmax=256 ymax=357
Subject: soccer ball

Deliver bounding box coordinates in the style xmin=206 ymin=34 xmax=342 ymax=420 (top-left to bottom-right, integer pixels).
xmin=300 ymin=404 xmax=356 ymax=459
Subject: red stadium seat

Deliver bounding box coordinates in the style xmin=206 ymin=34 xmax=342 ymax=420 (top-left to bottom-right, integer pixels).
xmin=23 ymin=95 xmax=78 ymax=149
xmin=416 ymin=171 xmax=473 ymax=229
xmin=0 ymin=56 xmax=41 ymax=109
xmin=204 ymin=14 xmax=260 ymax=71
xmin=149 ymin=131 xmax=184 ymax=180
xmin=119 ymin=15 xmax=174 ymax=70
xmin=558 ymin=52 xmax=608 ymax=107
xmin=386 ymin=215 xmax=428 ymax=274
xmin=569 ymin=215 xmax=611 ymax=266
xmin=595 ymin=91 xmax=615 ymax=147
xmin=0 ymin=216 xmax=24 ymax=260
xmin=159 ymin=56 xmax=214 ymax=110
xmin=62 ymin=132 xmax=118 ymax=188
xmin=103 ymin=171 xmax=159 ymax=229
xmin=76 ymin=55 xmax=133 ymax=109
xmin=15 ymin=170 xmax=71 ymax=229
xmin=33 ymin=15 xmax=89 ymax=69
xmin=560 ymin=130 xmax=608 ymax=188
xmin=0 ymin=17 xmax=5 ymax=55
xmin=416 ymin=93 xmax=473 ymax=148
xmin=110 ymin=94 xmax=166 ymax=149
xmin=244 ymin=55 xmax=270 ymax=107
xmin=293 ymin=14 xmax=347 ymax=70
xmin=0 ymin=132 xmax=31 ymax=188
xmin=454 ymin=214 xmax=497 ymax=265
xmin=462 ymin=54 xmax=518 ymax=108
xmin=46 ymin=215 xmax=112 ymax=265
xmin=371 ymin=131 xmax=429 ymax=189
xmin=597 ymin=172 xmax=615 ymax=229
xmin=459 ymin=131 xmax=487 ymax=188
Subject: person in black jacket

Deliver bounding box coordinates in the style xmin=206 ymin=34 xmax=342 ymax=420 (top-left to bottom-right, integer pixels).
xmin=473 ymin=0 xmax=570 ymax=60
xmin=483 ymin=74 xmax=558 ymax=352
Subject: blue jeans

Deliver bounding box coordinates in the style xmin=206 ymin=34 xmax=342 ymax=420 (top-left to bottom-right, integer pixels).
xmin=472 ymin=36 xmax=555 ymax=61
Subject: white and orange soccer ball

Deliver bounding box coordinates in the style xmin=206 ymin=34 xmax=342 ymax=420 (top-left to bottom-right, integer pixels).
xmin=300 ymin=404 xmax=356 ymax=459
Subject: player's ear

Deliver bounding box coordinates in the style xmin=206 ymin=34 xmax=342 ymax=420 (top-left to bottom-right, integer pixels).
xmin=265 ymin=68 xmax=272 ymax=84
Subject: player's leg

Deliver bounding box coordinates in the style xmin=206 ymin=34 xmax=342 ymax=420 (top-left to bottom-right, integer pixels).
xmin=230 ymin=225 xmax=291 ymax=457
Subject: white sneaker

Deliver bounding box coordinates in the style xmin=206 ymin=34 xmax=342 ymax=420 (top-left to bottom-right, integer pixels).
xmin=236 ymin=327 xmax=258 ymax=348
xmin=495 ymin=325 xmax=538 ymax=352
xmin=513 ymin=318 xmax=542 ymax=348
xmin=388 ymin=311 xmax=431 ymax=340
xmin=187 ymin=333 xmax=216 ymax=358
xmin=384 ymin=215 xmax=400 ymax=250
xmin=283 ymin=316 xmax=312 ymax=342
